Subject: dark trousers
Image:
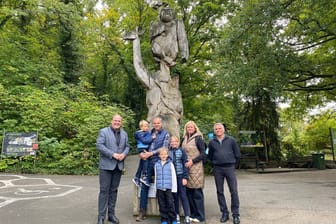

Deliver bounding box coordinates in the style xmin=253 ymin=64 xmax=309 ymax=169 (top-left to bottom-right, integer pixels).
xmin=157 ymin=189 xmax=176 ymax=222
xmin=186 ymin=187 xmax=205 ymax=221
xmin=213 ymin=165 xmax=240 ymax=217
xmin=174 ymin=176 xmax=190 ymax=217
xmin=135 ymin=158 xmax=148 ymax=179
xmin=98 ymin=168 xmax=122 ymax=219
xmin=139 ymin=156 xmax=158 ymax=209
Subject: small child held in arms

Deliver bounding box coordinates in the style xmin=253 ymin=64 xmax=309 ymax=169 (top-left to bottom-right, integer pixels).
xmin=154 ymin=147 xmax=178 ymax=224
xmin=133 ymin=120 xmax=153 ymax=187
xmin=169 ymin=136 xmax=190 ymax=224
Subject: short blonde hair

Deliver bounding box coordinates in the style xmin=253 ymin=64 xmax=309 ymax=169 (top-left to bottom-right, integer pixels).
xmin=139 ymin=120 xmax=149 ymax=128
xmin=158 ymin=147 xmax=169 ymax=155
xmin=170 ymin=135 xmax=180 ymax=144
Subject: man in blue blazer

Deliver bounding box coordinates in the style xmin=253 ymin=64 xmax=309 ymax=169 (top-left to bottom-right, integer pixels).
xmin=96 ymin=114 xmax=130 ymax=224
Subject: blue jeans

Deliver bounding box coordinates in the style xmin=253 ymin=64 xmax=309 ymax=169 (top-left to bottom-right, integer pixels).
xmin=139 ymin=156 xmax=158 ymax=209
xmin=213 ymin=165 xmax=240 ymax=217
xmin=135 ymin=159 xmax=148 ymax=179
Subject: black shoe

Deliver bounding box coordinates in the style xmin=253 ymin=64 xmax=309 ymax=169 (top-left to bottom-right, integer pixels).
xmin=233 ymin=216 xmax=240 ymax=224
xmin=97 ymin=217 xmax=104 ymax=224
xmin=220 ymin=214 xmax=229 ymax=223
xmin=108 ymin=214 xmax=120 ymax=224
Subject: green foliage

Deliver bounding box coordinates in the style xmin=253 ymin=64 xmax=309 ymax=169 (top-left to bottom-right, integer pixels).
xmin=304 ymin=111 xmax=336 ymax=153
xmin=0 ymin=82 xmax=134 ymax=174
xmin=216 ymin=0 xmax=335 ymax=108
xmin=280 ymin=109 xmax=336 ymax=158
xmin=213 ymin=0 xmax=335 ymax=160
xmin=0 ymin=0 xmax=64 ymax=87
xmin=1 ymin=0 xmax=335 ymax=174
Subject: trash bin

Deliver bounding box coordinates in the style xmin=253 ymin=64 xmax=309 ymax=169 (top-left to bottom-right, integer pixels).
xmin=312 ymin=153 xmax=325 ymax=169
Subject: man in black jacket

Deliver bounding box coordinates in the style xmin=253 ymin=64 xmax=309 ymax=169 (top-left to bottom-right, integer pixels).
xmin=208 ymin=123 xmax=240 ymax=224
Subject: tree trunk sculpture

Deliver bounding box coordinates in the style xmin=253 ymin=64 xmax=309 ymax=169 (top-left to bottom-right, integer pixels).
xmin=124 ymin=5 xmax=188 ymax=137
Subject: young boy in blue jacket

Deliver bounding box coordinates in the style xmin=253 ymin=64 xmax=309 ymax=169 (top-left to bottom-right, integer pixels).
xmin=154 ymin=147 xmax=178 ymax=224
xmin=133 ymin=120 xmax=152 ymax=187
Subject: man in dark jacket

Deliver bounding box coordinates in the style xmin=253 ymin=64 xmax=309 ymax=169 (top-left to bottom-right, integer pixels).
xmin=208 ymin=123 xmax=240 ymax=224
xmin=135 ymin=116 xmax=170 ymax=222
xmin=96 ymin=114 xmax=130 ymax=224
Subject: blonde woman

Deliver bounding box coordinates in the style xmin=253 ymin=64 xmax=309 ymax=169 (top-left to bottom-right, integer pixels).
xmin=181 ymin=121 xmax=207 ymax=223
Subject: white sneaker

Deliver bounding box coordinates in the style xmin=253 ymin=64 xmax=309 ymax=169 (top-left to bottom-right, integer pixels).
xmin=176 ymin=214 xmax=180 ymax=224
xmin=132 ymin=177 xmax=140 ymax=187
xmin=140 ymin=177 xmax=150 ymax=187
xmin=190 ymin=217 xmax=200 ymax=223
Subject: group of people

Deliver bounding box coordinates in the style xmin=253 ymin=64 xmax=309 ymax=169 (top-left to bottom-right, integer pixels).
xmin=96 ymin=114 xmax=241 ymax=224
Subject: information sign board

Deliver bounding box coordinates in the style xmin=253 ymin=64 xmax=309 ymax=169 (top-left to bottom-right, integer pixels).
xmin=1 ymin=132 xmax=38 ymax=156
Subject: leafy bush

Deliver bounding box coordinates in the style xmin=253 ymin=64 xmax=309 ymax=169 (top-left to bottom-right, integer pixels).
xmin=280 ymin=110 xmax=336 ymax=159
xmin=0 ymin=82 xmax=135 ymax=174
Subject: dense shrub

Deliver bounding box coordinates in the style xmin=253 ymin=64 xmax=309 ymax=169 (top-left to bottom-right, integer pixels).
xmin=0 ymin=83 xmax=135 ymax=174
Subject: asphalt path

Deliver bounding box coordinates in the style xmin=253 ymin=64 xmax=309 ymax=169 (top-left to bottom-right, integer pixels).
xmin=1 ymin=155 xmax=336 ymax=224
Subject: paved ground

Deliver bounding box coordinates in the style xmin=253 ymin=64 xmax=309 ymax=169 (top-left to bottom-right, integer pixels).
xmin=1 ymin=155 xmax=336 ymax=224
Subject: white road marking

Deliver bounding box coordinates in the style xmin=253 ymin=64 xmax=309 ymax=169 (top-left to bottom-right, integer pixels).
xmin=0 ymin=174 xmax=82 ymax=208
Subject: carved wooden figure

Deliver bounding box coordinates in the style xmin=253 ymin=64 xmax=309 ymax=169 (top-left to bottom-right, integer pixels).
xmin=124 ymin=3 xmax=188 ymax=137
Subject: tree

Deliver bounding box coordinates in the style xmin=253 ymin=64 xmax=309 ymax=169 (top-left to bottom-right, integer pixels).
xmin=282 ymin=0 xmax=336 ymax=99
xmin=80 ymin=0 xmax=150 ymax=121
xmin=213 ymin=0 xmax=335 ymax=159
xmin=0 ymin=0 xmax=64 ymax=87
xmin=0 ymin=0 xmax=136 ymax=174
xmin=91 ymin=0 xmax=235 ymax=130
xmin=280 ymin=108 xmax=336 ymax=159
xmin=178 ymin=0 xmax=235 ymax=127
